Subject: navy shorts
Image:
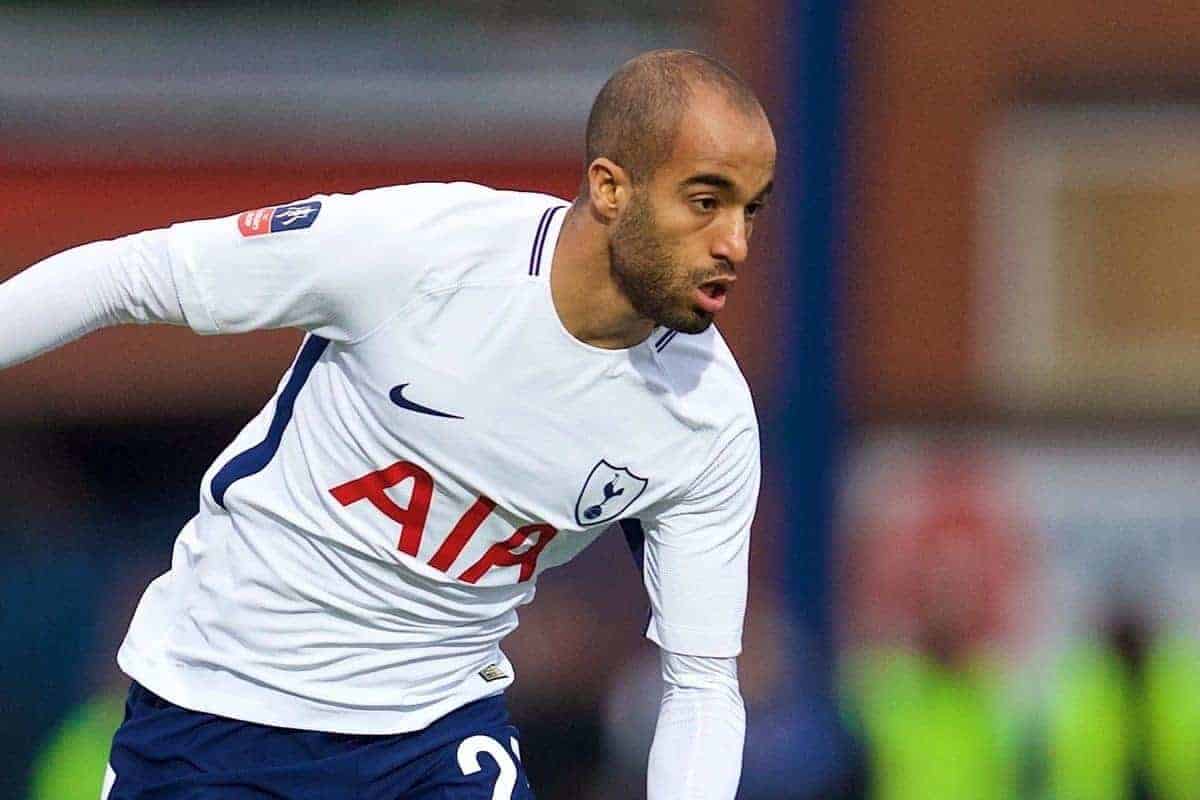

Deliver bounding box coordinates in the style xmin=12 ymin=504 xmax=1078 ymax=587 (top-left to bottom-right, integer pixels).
xmin=104 ymin=681 xmax=536 ymax=799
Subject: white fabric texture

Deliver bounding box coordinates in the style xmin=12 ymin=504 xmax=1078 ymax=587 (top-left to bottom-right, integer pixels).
xmin=0 ymin=229 xmax=182 ymax=369
xmin=640 ymin=428 xmax=759 ymax=658
xmin=648 ymin=651 xmax=746 ymax=800
xmin=165 ymin=183 xmax=501 ymax=341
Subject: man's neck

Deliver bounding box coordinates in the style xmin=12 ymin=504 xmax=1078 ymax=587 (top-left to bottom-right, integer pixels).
xmin=549 ymin=203 xmax=655 ymax=350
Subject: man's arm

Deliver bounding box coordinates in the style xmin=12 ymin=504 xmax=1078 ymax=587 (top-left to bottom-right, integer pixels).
xmin=648 ymin=650 xmax=746 ymax=800
xmin=1 ymin=184 xmax=485 ymax=371
xmin=636 ymin=426 xmax=761 ymax=799
xmin=0 ymin=230 xmax=184 ymax=369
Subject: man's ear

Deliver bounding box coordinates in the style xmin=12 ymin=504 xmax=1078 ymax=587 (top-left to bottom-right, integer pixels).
xmin=587 ymin=158 xmax=630 ymax=223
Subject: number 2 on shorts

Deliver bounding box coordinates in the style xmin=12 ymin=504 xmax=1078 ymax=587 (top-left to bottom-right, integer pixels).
xmin=457 ymin=735 xmax=520 ymax=800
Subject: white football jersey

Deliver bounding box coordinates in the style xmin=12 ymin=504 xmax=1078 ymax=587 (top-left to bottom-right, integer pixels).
xmin=117 ymin=182 xmax=760 ymax=734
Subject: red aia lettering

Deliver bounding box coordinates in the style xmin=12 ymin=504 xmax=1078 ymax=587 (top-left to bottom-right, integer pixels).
xmin=428 ymin=495 xmax=497 ymax=571
xmin=330 ymin=461 xmax=555 ymax=583
xmin=329 ymin=461 xmax=434 ymax=557
xmin=458 ymin=524 xmax=557 ymax=584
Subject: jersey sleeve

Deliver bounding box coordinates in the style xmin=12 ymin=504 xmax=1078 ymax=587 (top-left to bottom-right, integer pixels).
xmin=165 ymin=183 xmax=473 ymax=342
xmin=647 ymin=651 xmax=745 ymax=800
xmin=638 ymin=427 xmax=760 ymax=658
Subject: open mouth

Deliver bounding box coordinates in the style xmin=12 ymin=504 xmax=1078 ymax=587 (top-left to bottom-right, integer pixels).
xmin=694 ymin=279 xmax=733 ymax=313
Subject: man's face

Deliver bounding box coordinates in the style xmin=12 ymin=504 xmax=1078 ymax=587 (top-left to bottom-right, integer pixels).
xmin=609 ymin=89 xmax=776 ymax=334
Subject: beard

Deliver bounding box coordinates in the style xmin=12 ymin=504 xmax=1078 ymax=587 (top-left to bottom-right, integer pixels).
xmin=609 ymin=190 xmax=715 ymax=335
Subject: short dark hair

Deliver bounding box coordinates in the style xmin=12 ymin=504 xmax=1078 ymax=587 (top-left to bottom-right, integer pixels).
xmin=583 ymin=49 xmax=764 ymax=186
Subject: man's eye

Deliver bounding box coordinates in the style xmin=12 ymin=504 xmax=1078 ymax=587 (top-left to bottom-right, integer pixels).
xmin=746 ymin=203 xmax=764 ymax=219
xmin=692 ymin=197 xmax=718 ymax=212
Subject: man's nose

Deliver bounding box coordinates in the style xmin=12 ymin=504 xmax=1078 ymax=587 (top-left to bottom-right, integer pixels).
xmin=711 ymin=214 xmax=749 ymax=265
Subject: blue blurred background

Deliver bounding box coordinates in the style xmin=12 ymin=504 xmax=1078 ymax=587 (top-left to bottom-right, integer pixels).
xmin=5 ymin=2 xmax=1200 ymax=798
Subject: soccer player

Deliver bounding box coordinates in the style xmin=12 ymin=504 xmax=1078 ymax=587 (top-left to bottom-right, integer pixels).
xmin=0 ymin=49 xmax=775 ymax=799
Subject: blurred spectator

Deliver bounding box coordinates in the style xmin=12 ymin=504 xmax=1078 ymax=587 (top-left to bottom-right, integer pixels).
xmin=839 ymin=449 xmax=1031 ymax=800
xmin=27 ymin=692 xmax=125 ymax=800
xmin=1143 ymin=633 xmax=1200 ymax=800
xmin=1039 ymin=611 xmax=1200 ymax=800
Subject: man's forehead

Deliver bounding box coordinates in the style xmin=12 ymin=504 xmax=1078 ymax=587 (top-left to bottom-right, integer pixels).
xmin=667 ymin=144 xmax=776 ymax=199
xmin=664 ymin=92 xmax=775 ymax=190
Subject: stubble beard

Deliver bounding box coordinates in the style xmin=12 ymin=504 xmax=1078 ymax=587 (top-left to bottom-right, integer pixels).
xmin=609 ymin=191 xmax=713 ymax=335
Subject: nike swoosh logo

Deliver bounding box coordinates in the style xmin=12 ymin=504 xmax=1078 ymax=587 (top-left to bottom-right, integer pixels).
xmin=389 ymin=384 xmax=464 ymax=419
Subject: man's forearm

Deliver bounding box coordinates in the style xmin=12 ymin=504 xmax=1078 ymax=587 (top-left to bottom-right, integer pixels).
xmin=647 ymin=651 xmax=746 ymax=800
xmin=0 ymin=230 xmax=182 ymax=369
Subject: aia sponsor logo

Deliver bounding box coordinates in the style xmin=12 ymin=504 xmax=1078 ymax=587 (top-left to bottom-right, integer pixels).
xmin=330 ymin=461 xmax=557 ymax=585
xmin=238 ymin=201 xmax=323 ymax=237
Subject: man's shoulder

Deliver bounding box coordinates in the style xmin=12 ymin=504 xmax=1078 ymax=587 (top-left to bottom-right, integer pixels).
xmin=344 ymin=181 xmax=566 ymax=223
xmin=347 ymin=181 xmax=566 ymax=274
xmin=653 ymin=324 xmax=758 ymax=435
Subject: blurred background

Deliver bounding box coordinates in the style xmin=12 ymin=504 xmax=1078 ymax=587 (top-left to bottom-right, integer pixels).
xmin=3 ymin=1 xmax=1200 ymax=798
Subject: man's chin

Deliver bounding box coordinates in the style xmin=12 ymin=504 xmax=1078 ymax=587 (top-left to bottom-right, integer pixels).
xmin=659 ymin=308 xmax=714 ymax=335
